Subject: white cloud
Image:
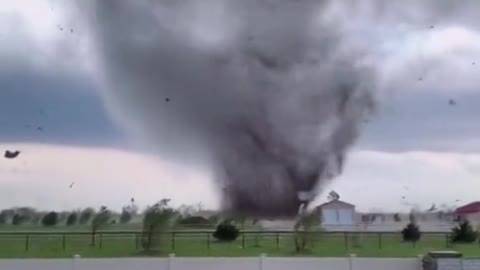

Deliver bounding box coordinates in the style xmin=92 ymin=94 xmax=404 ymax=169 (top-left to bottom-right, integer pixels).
xmin=0 ymin=144 xmax=478 ymax=213
xmin=0 ymin=144 xmax=218 ymax=212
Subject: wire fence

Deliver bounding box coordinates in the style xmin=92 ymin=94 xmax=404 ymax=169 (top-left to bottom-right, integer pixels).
xmin=0 ymin=230 xmax=475 ymax=255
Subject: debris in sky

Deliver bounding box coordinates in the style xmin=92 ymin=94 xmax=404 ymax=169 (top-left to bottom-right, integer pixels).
xmin=69 ymin=182 xmax=75 ymax=188
xmin=70 ymin=28 xmax=74 ymax=33
xmin=449 ymin=99 xmax=456 ymax=106
xmin=429 ymin=25 xmax=435 ymax=29
xmin=131 ymin=197 xmax=135 ymax=203
xmin=165 ymin=98 xmax=170 ymax=102
xmin=427 ymin=203 xmax=437 ymax=212
xmin=418 ymin=77 xmax=423 ymax=81
xmin=4 ymin=151 xmax=20 ymax=159
xmin=37 ymin=126 xmax=43 ymax=131
xmin=401 ymin=196 xmax=406 ymax=199
xmin=472 ymin=62 xmax=475 ymax=65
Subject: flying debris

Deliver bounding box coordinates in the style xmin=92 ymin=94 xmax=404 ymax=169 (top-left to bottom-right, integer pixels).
xmin=4 ymin=151 xmax=20 ymax=159
xmin=401 ymin=196 xmax=406 ymax=199
xmin=429 ymin=25 xmax=435 ymax=29
xmin=69 ymin=182 xmax=75 ymax=188
xmin=37 ymin=126 xmax=43 ymax=131
xmin=70 ymin=28 xmax=74 ymax=33
xmin=165 ymin=98 xmax=170 ymax=102
xmin=131 ymin=197 xmax=135 ymax=203
xmin=427 ymin=203 xmax=437 ymax=212
xmin=449 ymin=99 xmax=456 ymax=106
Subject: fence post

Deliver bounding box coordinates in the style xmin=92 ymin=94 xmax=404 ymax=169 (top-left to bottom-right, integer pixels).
xmin=378 ymin=233 xmax=382 ymax=249
xmin=167 ymin=253 xmax=175 ymax=270
xmin=135 ymin=233 xmax=139 ymax=250
xmin=276 ymin=232 xmax=279 ymax=249
xmin=242 ymin=232 xmax=245 ymax=249
xmin=99 ymin=233 xmax=103 ymax=249
xmin=349 ymin=253 xmax=356 ymax=270
xmin=344 ymin=232 xmax=348 ymax=250
xmin=207 ymin=233 xmax=210 ymax=249
xmin=62 ymin=234 xmax=66 ymax=250
xmin=72 ymin=254 xmax=81 ymax=270
xmin=171 ymin=232 xmax=175 ymax=250
xmin=417 ymin=254 xmax=423 ymax=270
xmin=25 ymin=234 xmax=29 ymax=251
xmin=259 ymin=253 xmax=267 ymax=270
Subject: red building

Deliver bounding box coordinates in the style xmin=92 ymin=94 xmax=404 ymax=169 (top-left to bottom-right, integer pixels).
xmin=455 ymin=202 xmax=480 ymax=225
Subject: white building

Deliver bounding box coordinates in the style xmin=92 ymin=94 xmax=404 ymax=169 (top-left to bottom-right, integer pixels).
xmin=316 ymin=200 xmax=356 ymax=230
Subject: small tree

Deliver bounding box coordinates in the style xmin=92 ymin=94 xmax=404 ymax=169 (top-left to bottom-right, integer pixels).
xmin=402 ymin=222 xmax=421 ymax=242
xmin=41 ymin=211 xmax=58 ymax=226
xmin=79 ymin=208 xmax=95 ymax=225
xmin=120 ymin=201 xmax=138 ymax=224
xmin=142 ymin=199 xmax=177 ymax=252
xmin=451 ymin=220 xmax=478 ymax=243
xmin=66 ymin=212 xmax=78 ymax=226
xmin=213 ymin=221 xmax=240 ymax=242
xmin=293 ymin=210 xmax=321 ymax=253
xmin=177 ymin=216 xmax=211 ymax=228
xmin=12 ymin=214 xmax=27 ymax=226
xmin=90 ymin=206 xmax=111 ymax=246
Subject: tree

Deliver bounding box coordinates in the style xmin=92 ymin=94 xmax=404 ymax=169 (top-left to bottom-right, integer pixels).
xmin=451 ymin=220 xmax=478 ymax=243
xmin=293 ymin=209 xmax=321 ymax=253
xmin=177 ymin=216 xmax=211 ymax=227
xmin=402 ymin=222 xmax=421 ymax=242
xmin=79 ymin=208 xmax=95 ymax=225
xmin=90 ymin=206 xmax=111 ymax=246
xmin=213 ymin=221 xmax=240 ymax=242
xmin=41 ymin=212 xmax=58 ymax=226
xmin=327 ymin=191 xmax=340 ymax=201
xmin=120 ymin=201 xmax=138 ymax=224
xmin=142 ymin=199 xmax=177 ymax=252
xmin=12 ymin=214 xmax=27 ymax=226
xmin=66 ymin=212 xmax=78 ymax=226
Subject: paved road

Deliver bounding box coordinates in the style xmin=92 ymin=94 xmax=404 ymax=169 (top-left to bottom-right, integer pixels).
xmin=0 ymin=257 xmax=421 ymax=270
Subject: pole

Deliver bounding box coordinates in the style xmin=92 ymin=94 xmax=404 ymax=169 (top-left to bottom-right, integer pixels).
xmin=167 ymin=253 xmax=175 ymax=270
xmin=62 ymin=234 xmax=66 ymax=250
xmin=171 ymin=232 xmax=175 ymax=250
xmin=135 ymin=233 xmax=139 ymax=250
xmin=276 ymin=232 xmax=280 ymax=249
xmin=99 ymin=233 xmax=103 ymax=249
xmin=25 ymin=234 xmax=29 ymax=251
xmin=207 ymin=233 xmax=210 ymax=249
xmin=242 ymin=232 xmax=245 ymax=249
xmin=378 ymin=233 xmax=382 ymax=249
xmin=344 ymin=232 xmax=348 ymax=250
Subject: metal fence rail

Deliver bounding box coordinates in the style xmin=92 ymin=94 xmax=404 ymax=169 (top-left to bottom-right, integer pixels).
xmin=0 ymin=230 xmax=469 ymax=253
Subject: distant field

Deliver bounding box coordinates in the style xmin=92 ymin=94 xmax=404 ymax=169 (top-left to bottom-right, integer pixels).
xmin=0 ymin=229 xmax=478 ymax=258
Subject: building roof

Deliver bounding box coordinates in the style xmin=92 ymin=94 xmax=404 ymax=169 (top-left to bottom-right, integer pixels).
xmin=317 ymin=200 xmax=355 ymax=209
xmin=455 ymin=202 xmax=480 ymax=214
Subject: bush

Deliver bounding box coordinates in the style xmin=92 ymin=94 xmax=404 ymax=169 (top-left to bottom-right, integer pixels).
xmin=66 ymin=212 xmax=78 ymax=226
xmin=11 ymin=214 xmax=27 ymax=226
xmin=79 ymin=208 xmax=95 ymax=225
xmin=402 ymin=222 xmax=421 ymax=242
xmin=178 ymin=216 xmax=211 ymax=227
xmin=213 ymin=221 xmax=239 ymax=242
xmin=451 ymin=221 xmax=478 ymax=243
xmin=41 ymin=212 xmax=58 ymax=226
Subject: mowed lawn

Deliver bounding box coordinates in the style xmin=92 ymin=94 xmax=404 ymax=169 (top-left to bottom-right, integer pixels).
xmin=0 ymin=229 xmax=479 ymax=258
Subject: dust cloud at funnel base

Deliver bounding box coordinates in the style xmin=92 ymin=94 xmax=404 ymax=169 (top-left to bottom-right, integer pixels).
xmin=80 ymin=0 xmax=376 ymax=218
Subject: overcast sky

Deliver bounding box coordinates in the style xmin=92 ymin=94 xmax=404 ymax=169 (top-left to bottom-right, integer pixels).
xmin=1 ymin=1 xmax=480 ymax=213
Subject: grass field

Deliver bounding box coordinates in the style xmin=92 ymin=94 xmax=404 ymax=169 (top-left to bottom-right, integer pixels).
xmin=0 ymin=228 xmax=479 ymax=258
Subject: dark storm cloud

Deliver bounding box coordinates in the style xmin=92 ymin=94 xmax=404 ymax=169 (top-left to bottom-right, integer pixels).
xmin=71 ymin=0 xmax=480 ymax=216
xmin=77 ymin=0 xmax=377 ymax=217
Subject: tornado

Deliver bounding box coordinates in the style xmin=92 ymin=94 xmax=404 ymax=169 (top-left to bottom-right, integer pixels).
xmin=75 ymin=0 xmax=480 ymax=217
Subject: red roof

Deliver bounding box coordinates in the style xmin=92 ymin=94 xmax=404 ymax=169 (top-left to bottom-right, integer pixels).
xmin=455 ymin=202 xmax=480 ymax=214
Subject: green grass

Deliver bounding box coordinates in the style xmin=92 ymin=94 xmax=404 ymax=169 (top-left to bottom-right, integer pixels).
xmin=0 ymin=230 xmax=479 ymax=258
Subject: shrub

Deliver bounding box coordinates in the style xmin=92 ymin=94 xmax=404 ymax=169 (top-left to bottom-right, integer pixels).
xmin=66 ymin=212 xmax=78 ymax=226
xmin=11 ymin=214 xmax=27 ymax=226
xmin=41 ymin=211 xmax=58 ymax=226
xmin=178 ymin=216 xmax=211 ymax=227
xmin=213 ymin=221 xmax=239 ymax=242
xmin=402 ymin=222 xmax=421 ymax=242
xmin=451 ymin=221 xmax=478 ymax=243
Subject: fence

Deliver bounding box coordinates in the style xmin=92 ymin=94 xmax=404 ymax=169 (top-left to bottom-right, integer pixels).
xmin=0 ymin=256 xmax=423 ymax=270
xmin=0 ymin=230 xmax=476 ymax=258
